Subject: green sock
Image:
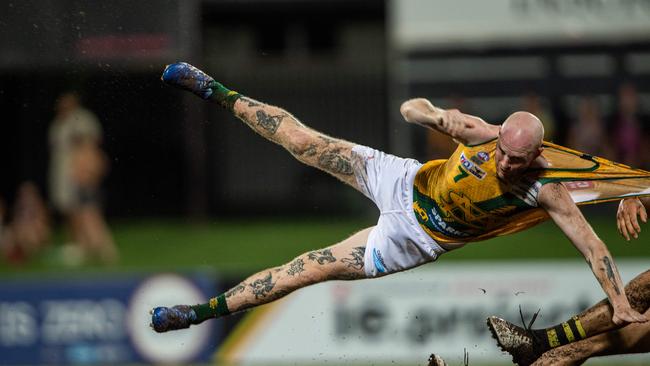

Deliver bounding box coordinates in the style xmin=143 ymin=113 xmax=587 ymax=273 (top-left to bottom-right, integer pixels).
xmin=191 ymin=294 xmax=230 ymax=323
xmin=208 ymin=81 xmax=242 ymax=112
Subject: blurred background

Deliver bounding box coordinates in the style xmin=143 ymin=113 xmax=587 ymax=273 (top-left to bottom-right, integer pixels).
xmin=0 ymin=0 xmax=649 ymax=365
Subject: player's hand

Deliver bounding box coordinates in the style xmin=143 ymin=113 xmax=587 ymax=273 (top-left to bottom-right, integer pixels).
xmin=612 ymin=305 xmax=648 ymax=325
xmin=616 ymin=198 xmax=647 ymax=241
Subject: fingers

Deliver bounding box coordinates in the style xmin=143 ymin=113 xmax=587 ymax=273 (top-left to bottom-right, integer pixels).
xmin=630 ymin=202 xmax=642 ymax=236
xmin=614 ymin=309 xmax=648 ymax=325
xmin=625 ymin=210 xmax=639 ymax=239
xmin=618 ymin=212 xmax=630 ymax=241
xmin=641 ymin=205 xmax=648 ymax=224
xmin=626 ymin=312 xmax=648 ymax=323
xmin=612 ymin=314 xmax=624 ymax=325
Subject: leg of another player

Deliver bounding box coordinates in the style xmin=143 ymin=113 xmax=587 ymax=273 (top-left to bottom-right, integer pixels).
xmin=151 ymin=227 xmax=373 ymax=333
xmin=531 ymin=270 xmax=650 ymax=353
xmin=532 ymin=307 xmax=650 ymax=366
xmin=488 ymin=270 xmax=650 ymax=365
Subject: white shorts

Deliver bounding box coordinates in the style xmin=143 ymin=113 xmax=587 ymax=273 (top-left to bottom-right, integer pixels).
xmin=352 ymin=145 xmax=446 ymax=277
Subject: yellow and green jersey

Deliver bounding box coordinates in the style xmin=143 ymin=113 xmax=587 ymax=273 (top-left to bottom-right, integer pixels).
xmin=413 ymin=138 xmax=650 ymax=243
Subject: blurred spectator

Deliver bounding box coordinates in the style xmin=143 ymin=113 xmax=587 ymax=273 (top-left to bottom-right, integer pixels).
xmin=424 ymin=94 xmax=465 ymax=159
xmin=1 ymin=182 xmax=51 ymax=265
xmin=609 ymin=83 xmax=650 ymax=168
xmin=49 ymin=91 xmax=118 ymax=265
xmin=567 ymin=96 xmax=613 ymax=159
xmin=522 ymin=92 xmax=557 ymax=141
xmin=0 ymin=197 xmax=6 ymax=254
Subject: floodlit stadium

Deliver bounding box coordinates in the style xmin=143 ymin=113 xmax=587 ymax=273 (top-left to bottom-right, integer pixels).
xmin=1 ymin=1 xmax=649 ymax=365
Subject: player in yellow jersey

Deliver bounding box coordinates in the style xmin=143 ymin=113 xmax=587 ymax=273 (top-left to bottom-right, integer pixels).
xmin=485 ymin=196 xmax=650 ymax=366
xmin=150 ymin=62 xmax=647 ymax=334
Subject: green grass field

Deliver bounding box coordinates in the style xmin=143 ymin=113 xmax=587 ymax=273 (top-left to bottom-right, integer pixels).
xmin=2 ymin=212 xmax=647 ymax=276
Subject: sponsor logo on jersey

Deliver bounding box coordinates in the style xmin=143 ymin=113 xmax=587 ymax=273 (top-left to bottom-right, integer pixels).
xmin=563 ymin=181 xmax=595 ymax=191
xmin=460 ymin=152 xmax=487 ymax=180
xmin=426 ymin=202 xmax=470 ymax=238
xmin=372 ymin=248 xmax=387 ymax=273
xmin=470 ymin=151 xmax=489 ymax=165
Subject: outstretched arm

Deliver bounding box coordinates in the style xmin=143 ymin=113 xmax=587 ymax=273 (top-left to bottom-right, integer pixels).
xmin=399 ymin=98 xmax=498 ymax=146
xmin=617 ymin=197 xmax=649 ymax=241
xmin=539 ymin=183 xmax=647 ymax=325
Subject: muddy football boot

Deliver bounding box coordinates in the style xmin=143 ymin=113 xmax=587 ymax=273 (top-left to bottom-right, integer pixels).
xmin=150 ymin=305 xmax=198 ymax=333
xmin=161 ymin=62 xmax=216 ymax=100
xmin=487 ymin=316 xmax=542 ymax=366
xmin=427 ymin=354 xmax=448 ymax=366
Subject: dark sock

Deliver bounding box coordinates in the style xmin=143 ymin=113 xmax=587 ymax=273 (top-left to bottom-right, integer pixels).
xmin=208 ymin=81 xmax=242 ymax=111
xmin=532 ymin=316 xmax=587 ymax=351
xmin=190 ymin=294 xmax=230 ymax=323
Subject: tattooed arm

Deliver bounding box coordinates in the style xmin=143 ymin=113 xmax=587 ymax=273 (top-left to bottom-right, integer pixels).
xmin=399 ymin=98 xmax=499 ymax=145
xmin=539 ymin=183 xmax=648 ymax=325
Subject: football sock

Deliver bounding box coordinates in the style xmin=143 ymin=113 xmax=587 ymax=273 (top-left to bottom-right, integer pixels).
xmin=190 ymin=294 xmax=230 ymax=322
xmin=208 ymin=81 xmax=242 ymax=112
xmin=532 ymin=316 xmax=587 ymax=351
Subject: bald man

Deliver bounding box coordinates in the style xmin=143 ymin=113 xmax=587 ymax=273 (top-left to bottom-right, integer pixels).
xmin=150 ymin=63 xmax=647 ymax=333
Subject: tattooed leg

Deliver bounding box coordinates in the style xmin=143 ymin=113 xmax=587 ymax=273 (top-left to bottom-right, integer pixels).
xmin=230 ymin=97 xmax=368 ymax=192
xmin=223 ymin=227 xmax=372 ymax=314
xmin=161 ymin=63 xmax=370 ymax=192
xmin=153 ymin=227 xmax=372 ymax=332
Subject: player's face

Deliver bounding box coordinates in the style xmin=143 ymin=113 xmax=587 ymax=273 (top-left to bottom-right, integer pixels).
xmin=495 ymin=138 xmax=534 ymax=182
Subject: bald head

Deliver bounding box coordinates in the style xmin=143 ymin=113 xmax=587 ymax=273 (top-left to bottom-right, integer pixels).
xmin=494 ymin=111 xmax=545 ymax=181
xmin=500 ymin=111 xmax=544 ymax=153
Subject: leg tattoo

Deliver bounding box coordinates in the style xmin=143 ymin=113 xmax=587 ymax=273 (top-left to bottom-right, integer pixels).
xmin=249 ymin=272 xmax=276 ymax=299
xmin=341 ymin=246 xmax=365 ymax=270
xmin=318 ymin=148 xmax=354 ymax=175
xmin=307 ymin=249 xmax=337 ymax=265
xmin=287 ymin=258 xmax=305 ymax=276
xmin=231 ymin=97 xmax=362 ymax=191
xmin=255 ymin=110 xmax=285 ymax=135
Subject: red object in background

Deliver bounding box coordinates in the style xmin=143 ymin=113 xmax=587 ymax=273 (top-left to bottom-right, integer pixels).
xmin=76 ymin=34 xmax=172 ymax=59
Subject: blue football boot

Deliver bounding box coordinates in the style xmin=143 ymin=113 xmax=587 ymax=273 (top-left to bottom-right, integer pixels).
xmin=161 ymin=62 xmax=216 ymax=100
xmin=150 ymin=305 xmax=198 ymax=333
